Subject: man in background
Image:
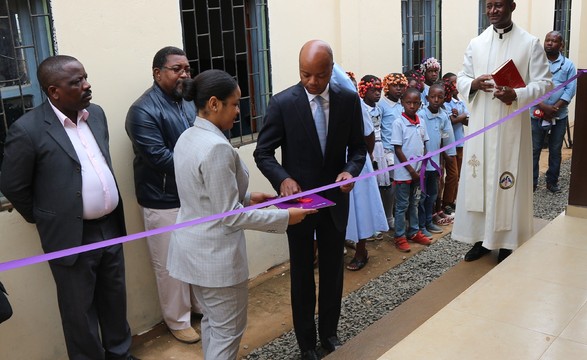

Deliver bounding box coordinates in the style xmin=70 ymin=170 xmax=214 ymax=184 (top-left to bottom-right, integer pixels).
xmin=125 ymin=46 xmax=200 ymax=344
xmin=530 ymin=30 xmax=576 ymax=193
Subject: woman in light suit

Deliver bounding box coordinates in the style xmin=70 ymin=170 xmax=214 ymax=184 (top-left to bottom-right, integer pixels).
xmin=168 ymin=69 xmax=315 ymax=360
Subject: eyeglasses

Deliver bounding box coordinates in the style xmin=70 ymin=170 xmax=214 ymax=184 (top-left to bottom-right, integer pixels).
xmin=161 ymin=66 xmax=192 ymax=75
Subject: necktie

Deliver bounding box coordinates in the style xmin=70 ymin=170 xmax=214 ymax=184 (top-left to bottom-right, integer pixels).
xmin=313 ymin=96 xmax=327 ymax=154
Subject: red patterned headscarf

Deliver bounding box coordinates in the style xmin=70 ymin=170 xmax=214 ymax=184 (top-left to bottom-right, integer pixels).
xmin=381 ymin=73 xmax=408 ymax=95
xmin=358 ymin=75 xmax=382 ymax=98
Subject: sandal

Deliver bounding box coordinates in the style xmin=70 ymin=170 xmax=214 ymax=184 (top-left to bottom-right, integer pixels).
xmin=433 ymin=213 xmax=452 ymax=226
xmin=438 ymin=209 xmax=455 ymax=220
xmin=367 ymin=232 xmax=384 ymax=241
xmin=346 ymin=251 xmax=369 ymax=271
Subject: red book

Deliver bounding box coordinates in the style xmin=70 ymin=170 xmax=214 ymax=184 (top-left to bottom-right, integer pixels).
xmin=491 ymin=59 xmax=526 ymax=89
xmin=271 ymin=193 xmax=335 ymax=210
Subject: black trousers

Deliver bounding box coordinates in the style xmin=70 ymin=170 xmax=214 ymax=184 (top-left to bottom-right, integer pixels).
xmin=49 ymin=215 xmax=131 ymax=360
xmin=286 ymin=209 xmax=345 ymax=351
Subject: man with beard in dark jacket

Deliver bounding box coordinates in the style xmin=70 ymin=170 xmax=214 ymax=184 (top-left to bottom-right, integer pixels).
xmin=125 ymin=46 xmax=200 ymax=344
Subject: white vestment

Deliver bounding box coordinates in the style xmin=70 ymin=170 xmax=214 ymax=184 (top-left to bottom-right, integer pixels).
xmin=453 ymin=24 xmax=552 ymax=250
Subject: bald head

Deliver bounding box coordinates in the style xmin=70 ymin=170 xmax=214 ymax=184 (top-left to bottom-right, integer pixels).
xmin=299 ymin=40 xmax=333 ymax=64
xmin=299 ymin=40 xmax=334 ymax=95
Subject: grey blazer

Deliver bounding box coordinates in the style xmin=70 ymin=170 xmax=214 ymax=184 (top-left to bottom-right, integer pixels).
xmin=168 ymin=117 xmax=288 ymax=287
xmin=0 ymin=102 xmax=126 ymax=265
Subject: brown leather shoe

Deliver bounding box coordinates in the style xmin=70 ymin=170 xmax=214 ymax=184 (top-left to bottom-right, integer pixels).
xmin=170 ymin=327 xmax=201 ymax=344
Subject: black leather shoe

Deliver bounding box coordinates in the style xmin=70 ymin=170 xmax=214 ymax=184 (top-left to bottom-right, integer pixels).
xmin=464 ymin=242 xmax=490 ymax=262
xmin=498 ymin=248 xmax=512 ymax=263
xmin=321 ymin=336 xmax=342 ymax=353
xmin=301 ymin=349 xmax=319 ymax=360
xmin=546 ymin=183 xmax=561 ymax=193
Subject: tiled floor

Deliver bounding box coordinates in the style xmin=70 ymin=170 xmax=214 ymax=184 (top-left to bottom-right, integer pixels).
xmin=378 ymin=213 xmax=587 ymax=360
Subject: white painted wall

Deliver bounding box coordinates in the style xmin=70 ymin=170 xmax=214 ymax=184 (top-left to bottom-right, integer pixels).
xmin=0 ymin=0 xmax=585 ymax=358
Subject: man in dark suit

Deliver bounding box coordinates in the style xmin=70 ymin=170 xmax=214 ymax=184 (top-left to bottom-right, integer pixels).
xmin=254 ymin=40 xmax=366 ymax=359
xmin=0 ymin=55 xmax=136 ymax=360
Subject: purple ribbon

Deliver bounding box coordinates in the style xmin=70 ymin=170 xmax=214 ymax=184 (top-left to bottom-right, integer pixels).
xmin=0 ymin=70 xmax=584 ymax=273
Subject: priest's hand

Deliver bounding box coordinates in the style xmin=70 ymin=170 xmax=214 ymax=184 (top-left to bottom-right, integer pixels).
xmin=493 ymin=85 xmax=517 ymax=104
xmin=471 ymin=74 xmax=494 ymax=92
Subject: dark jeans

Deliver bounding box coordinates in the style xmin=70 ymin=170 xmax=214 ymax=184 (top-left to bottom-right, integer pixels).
xmin=419 ymin=170 xmax=439 ymax=229
xmin=394 ymin=182 xmax=421 ymax=238
xmin=532 ymin=116 xmax=567 ymax=187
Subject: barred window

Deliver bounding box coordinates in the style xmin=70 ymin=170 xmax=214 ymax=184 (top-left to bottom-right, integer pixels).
xmin=180 ymin=0 xmax=271 ymax=147
xmin=554 ymin=0 xmax=572 ymax=56
xmin=478 ymin=0 xmax=490 ymax=34
xmin=401 ymin=0 xmax=442 ymax=73
xmin=0 ymin=0 xmax=54 ymax=211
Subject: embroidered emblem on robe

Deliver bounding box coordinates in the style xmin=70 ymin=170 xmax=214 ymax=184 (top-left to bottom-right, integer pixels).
xmin=468 ymin=154 xmax=480 ymax=178
xmin=499 ymin=171 xmax=515 ymax=189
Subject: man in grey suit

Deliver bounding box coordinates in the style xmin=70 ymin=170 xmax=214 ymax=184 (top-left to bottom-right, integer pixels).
xmin=0 ymin=55 xmax=136 ymax=360
xmin=254 ymin=40 xmax=366 ymax=359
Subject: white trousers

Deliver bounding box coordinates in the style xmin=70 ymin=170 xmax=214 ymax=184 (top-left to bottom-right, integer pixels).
xmin=194 ymin=281 xmax=248 ymax=360
xmin=142 ymin=207 xmax=199 ymax=330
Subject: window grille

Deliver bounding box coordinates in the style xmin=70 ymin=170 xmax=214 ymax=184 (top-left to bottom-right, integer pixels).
xmin=478 ymin=0 xmax=490 ymax=34
xmin=401 ymin=0 xmax=442 ymax=73
xmin=0 ymin=0 xmax=54 ymax=211
xmin=180 ymin=0 xmax=271 ymax=147
xmin=554 ymin=0 xmax=572 ymax=57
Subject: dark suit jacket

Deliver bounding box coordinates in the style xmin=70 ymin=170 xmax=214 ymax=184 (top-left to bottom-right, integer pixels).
xmin=254 ymin=82 xmax=366 ymax=231
xmin=0 ymin=102 xmax=126 ymax=266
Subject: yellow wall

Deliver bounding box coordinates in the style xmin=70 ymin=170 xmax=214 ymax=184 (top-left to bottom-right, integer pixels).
xmin=0 ymin=1 xmax=288 ymax=358
xmin=267 ymin=0 xmax=401 ymax=91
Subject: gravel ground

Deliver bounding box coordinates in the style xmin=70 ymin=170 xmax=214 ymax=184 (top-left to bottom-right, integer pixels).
xmin=533 ymin=158 xmax=571 ymax=221
xmin=245 ymin=159 xmax=572 ymax=360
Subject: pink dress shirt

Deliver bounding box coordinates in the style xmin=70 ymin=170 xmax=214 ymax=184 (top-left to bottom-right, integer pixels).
xmin=49 ymin=102 xmax=119 ymax=219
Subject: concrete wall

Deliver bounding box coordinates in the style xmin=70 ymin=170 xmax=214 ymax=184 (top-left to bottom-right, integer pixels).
xmin=0 ymin=0 xmax=585 ymax=358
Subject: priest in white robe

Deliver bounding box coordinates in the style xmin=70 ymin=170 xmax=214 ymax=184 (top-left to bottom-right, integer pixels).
xmin=453 ymin=0 xmax=552 ymax=263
